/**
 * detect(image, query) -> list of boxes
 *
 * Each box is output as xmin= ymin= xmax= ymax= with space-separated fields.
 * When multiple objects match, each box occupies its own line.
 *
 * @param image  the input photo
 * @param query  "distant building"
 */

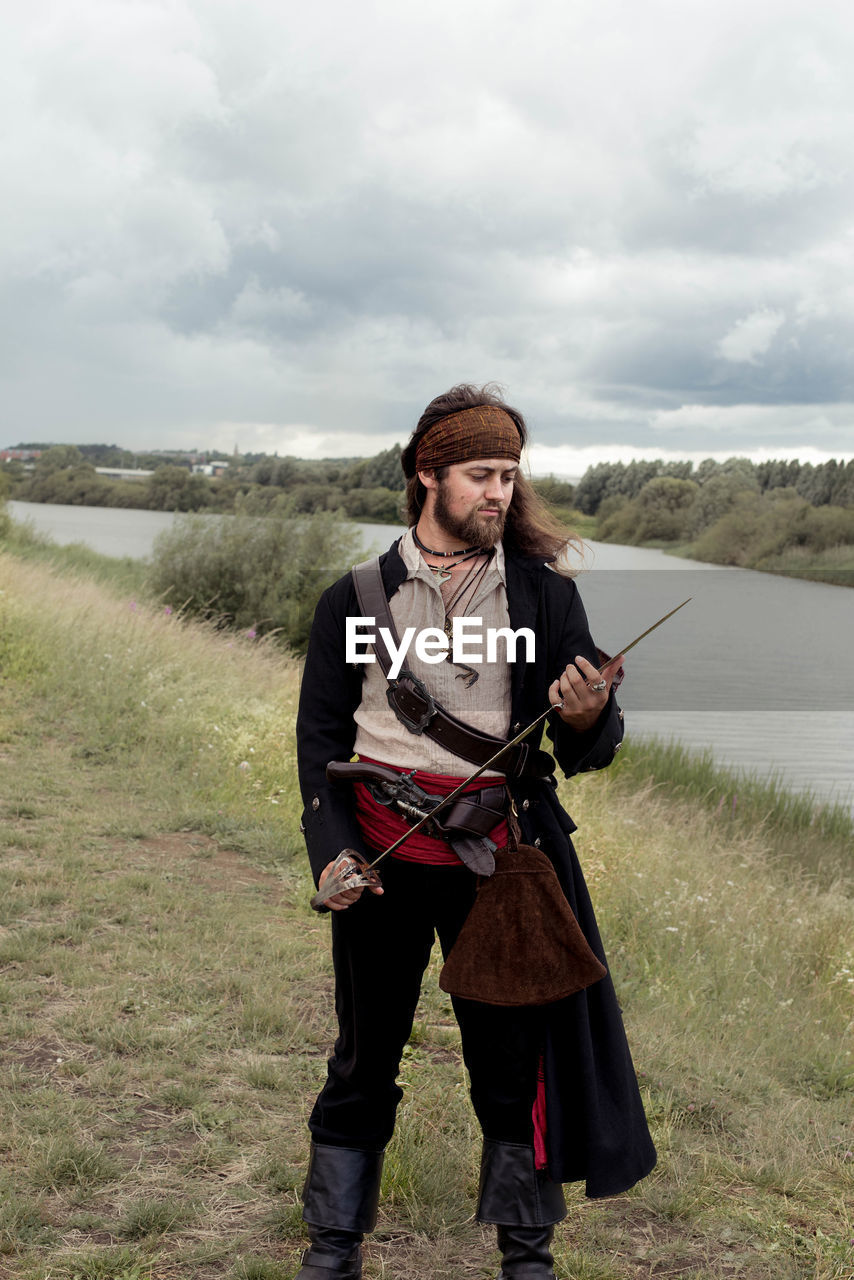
xmin=1 ymin=448 xmax=43 ymax=462
xmin=192 ymin=461 xmax=230 ymax=477
xmin=95 ymin=467 xmax=155 ymax=482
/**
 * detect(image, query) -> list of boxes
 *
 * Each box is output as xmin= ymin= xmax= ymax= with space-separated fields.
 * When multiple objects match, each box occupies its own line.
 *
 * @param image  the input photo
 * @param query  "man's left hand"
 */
xmin=548 ymin=654 xmax=624 ymax=732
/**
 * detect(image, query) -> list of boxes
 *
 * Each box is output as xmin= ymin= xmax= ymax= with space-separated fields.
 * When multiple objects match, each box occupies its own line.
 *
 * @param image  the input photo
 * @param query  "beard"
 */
xmin=434 ymin=481 xmax=507 ymax=549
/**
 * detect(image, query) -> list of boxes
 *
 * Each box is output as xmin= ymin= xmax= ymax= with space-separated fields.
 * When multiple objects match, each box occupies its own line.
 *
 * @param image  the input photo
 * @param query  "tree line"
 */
xmin=573 ymin=456 xmax=853 ymax=582
xmin=1 ymin=443 xmax=409 ymax=522
xmin=3 ymin=440 xmax=851 ymax=590
xmin=574 ymin=456 xmax=854 ymax=516
xmin=2 ymin=442 xmax=580 ymax=525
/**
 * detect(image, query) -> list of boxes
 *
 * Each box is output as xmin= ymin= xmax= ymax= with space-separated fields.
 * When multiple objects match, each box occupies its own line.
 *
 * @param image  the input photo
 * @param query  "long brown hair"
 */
xmin=401 ymin=384 xmax=582 ymax=576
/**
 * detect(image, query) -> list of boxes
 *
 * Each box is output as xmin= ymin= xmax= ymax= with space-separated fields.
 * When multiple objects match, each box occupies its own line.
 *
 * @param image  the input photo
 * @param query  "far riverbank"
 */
xmin=5 ymin=500 xmax=854 ymax=815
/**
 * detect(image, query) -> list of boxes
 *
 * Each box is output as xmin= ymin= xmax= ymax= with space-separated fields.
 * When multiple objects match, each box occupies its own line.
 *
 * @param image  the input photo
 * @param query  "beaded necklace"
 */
xmin=413 ymin=526 xmax=485 ymax=585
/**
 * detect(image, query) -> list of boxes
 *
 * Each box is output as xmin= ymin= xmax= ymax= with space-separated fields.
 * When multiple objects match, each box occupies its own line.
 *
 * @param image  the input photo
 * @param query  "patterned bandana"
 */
xmin=414 ymin=405 xmax=522 ymax=474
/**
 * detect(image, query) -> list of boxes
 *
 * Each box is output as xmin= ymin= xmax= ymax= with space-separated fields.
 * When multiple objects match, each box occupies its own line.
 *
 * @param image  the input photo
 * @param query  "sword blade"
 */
xmin=605 ymin=597 xmax=692 ymax=665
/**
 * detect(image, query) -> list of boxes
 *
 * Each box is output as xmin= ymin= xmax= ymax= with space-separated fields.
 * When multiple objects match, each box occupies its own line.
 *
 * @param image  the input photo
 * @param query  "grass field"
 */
xmin=0 ymin=549 xmax=851 ymax=1279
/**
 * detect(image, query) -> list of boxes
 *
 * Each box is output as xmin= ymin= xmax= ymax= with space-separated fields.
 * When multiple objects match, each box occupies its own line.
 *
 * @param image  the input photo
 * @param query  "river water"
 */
xmin=8 ymin=501 xmax=854 ymax=816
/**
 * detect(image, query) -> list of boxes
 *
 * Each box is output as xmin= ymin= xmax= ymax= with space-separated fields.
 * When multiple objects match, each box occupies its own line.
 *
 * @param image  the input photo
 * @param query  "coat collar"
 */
xmin=378 ymin=536 xmax=409 ymax=597
xmin=505 ymin=550 xmax=543 ymax=705
xmin=378 ymin=536 xmax=542 ymax=605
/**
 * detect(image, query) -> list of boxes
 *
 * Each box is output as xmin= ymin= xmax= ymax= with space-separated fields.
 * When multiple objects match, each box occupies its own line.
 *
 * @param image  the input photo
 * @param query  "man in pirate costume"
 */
xmin=295 ymin=385 xmax=656 ymax=1279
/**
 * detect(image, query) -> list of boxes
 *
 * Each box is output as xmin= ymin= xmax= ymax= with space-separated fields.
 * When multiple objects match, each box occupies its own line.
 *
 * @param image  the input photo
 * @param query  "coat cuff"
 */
xmin=301 ymin=781 xmax=370 ymax=887
xmin=549 ymin=692 xmax=625 ymax=778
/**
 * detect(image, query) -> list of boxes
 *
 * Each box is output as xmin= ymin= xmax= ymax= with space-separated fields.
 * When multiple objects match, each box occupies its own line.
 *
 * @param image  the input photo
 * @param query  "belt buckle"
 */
xmin=387 ymin=670 xmax=437 ymax=735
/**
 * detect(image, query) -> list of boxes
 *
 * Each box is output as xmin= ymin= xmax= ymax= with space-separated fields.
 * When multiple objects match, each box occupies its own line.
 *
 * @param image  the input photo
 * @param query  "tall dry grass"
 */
xmin=0 ymin=549 xmax=851 ymax=1279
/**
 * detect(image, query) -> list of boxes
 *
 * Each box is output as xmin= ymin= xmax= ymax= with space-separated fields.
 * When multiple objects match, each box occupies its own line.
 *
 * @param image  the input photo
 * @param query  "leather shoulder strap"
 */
xmin=352 ymin=555 xmax=397 ymax=678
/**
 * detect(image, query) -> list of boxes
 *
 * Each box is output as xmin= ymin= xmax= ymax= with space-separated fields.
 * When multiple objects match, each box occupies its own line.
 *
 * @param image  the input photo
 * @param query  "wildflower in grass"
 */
xmin=164 ymin=605 xmax=173 ymax=616
xmin=246 ymin=628 xmax=257 ymax=639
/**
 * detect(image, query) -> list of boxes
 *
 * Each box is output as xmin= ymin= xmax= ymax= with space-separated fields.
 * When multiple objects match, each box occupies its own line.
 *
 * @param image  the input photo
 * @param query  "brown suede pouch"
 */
xmin=439 ymin=844 xmax=607 ymax=1006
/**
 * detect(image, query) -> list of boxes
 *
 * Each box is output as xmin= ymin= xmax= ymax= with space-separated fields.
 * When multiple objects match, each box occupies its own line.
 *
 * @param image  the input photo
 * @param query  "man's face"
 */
xmin=426 ymin=457 xmax=517 ymax=548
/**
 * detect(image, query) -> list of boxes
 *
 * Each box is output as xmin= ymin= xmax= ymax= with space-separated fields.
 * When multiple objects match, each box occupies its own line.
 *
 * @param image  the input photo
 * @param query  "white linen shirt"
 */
xmin=352 ymin=527 xmax=513 ymax=775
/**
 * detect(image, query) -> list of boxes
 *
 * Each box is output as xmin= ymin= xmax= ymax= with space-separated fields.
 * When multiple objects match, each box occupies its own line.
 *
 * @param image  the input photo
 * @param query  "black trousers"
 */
xmin=309 ymin=857 xmax=545 ymax=1152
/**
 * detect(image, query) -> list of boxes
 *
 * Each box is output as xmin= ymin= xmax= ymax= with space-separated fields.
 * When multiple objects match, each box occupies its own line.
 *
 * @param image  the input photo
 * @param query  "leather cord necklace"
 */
xmin=414 ymin=526 xmax=486 ymax=585
xmin=438 ymin=552 xmax=494 ymax=687
xmin=424 ymin=547 xmax=484 ymax=585
xmin=413 ymin=528 xmax=481 ymax=557
xmin=439 ymin=552 xmax=493 ymax=630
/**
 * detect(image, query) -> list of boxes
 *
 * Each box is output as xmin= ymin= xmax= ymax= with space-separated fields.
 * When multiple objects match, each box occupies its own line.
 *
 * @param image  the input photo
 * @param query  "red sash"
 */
xmin=353 ymin=757 xmax=509 ymax=865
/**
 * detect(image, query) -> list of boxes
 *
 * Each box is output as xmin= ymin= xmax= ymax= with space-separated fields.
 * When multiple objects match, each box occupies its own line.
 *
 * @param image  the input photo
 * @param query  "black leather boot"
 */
xmin=476 ymin=1140 xmax=566 ymax=1280
xmin=295 ymin=1143 xmax=384 ymax=1278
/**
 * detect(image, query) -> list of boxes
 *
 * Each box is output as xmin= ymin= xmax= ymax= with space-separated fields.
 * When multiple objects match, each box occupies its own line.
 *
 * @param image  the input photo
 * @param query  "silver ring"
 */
xmin=590 ymin=679 xmax=607 ymax=692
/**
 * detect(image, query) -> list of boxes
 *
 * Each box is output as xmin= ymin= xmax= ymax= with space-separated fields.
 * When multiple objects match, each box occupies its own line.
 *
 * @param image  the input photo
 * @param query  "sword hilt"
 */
xmin=310 ymin=849 xmax=382 ymax=912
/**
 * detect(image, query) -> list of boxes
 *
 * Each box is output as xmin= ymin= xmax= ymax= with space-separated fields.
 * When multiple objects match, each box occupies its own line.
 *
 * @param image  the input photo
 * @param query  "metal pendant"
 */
xmin=454 ymin=664 xmax=479 ymax=689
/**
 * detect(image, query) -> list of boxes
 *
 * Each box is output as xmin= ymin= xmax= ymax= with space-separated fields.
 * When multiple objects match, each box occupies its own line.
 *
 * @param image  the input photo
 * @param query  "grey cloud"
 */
xmin=3 ymin=0 xmax=854 ymax=458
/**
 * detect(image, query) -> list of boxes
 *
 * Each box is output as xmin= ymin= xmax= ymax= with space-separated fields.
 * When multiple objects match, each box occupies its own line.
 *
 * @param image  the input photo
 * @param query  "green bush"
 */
xmin=341 ymin=443 xmax=404 ymax=491
xmin=794 ymin=502 xmax=854 ymax=550
xmin=339 ymin=485 xmax=404 ymax=522
xmin=689 ymin=469 xmax=759 ymax=535
xmin=148 ymin=509 xmax=360 ymax=653
xmin=281 ymin=482 xmax=335 ymax=515
xmin=634 ymin=476 xmax=698 ymax=540
xmin=598 ymin=477 xmax=698 ymax=543
xmin=533 ymin=475 xmax=576 ymax=507
xmin=146 ymin=465 xmax=213 ymax=511
xmin=691 ymin=492 xmax=767 ymax=564
xmin=692 ymin=491 xmax=854 ymax=569
xmin=597 ymin=499 xmax=639 ymax=543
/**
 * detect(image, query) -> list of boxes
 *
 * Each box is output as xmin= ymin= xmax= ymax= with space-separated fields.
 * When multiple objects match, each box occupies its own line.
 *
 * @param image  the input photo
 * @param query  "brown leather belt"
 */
xmin=351 ymin=556 xmax=554 ymax=780
xmin=326 ymin=758 xmax=507 ymax=840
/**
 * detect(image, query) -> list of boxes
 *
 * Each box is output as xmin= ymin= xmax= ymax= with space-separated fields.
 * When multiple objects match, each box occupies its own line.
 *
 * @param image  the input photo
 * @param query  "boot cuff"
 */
xmin=302 ymin=1142 xmax=384 ymax=1233
xmin=476 ymin=1140 xmax=566 ymax=1227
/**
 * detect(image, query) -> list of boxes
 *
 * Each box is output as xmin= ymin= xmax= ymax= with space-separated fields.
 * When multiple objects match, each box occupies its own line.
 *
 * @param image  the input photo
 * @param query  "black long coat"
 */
xmin=296 ymin=539 xmax=657 ymax=1197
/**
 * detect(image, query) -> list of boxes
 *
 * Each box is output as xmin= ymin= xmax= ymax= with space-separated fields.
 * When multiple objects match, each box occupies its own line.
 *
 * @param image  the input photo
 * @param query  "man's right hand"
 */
xmin=318 ymin=858 xmax=385 ymax=912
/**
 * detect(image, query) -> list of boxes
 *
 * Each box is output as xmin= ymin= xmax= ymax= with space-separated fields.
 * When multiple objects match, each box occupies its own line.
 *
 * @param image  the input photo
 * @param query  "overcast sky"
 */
xmin=4 ymin=0 xmax=854 ymax=473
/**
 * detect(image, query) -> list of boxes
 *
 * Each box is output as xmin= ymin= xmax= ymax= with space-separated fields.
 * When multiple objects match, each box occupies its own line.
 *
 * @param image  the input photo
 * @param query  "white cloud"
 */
xmin=717 ymin=308 xmax=786 ymax=364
